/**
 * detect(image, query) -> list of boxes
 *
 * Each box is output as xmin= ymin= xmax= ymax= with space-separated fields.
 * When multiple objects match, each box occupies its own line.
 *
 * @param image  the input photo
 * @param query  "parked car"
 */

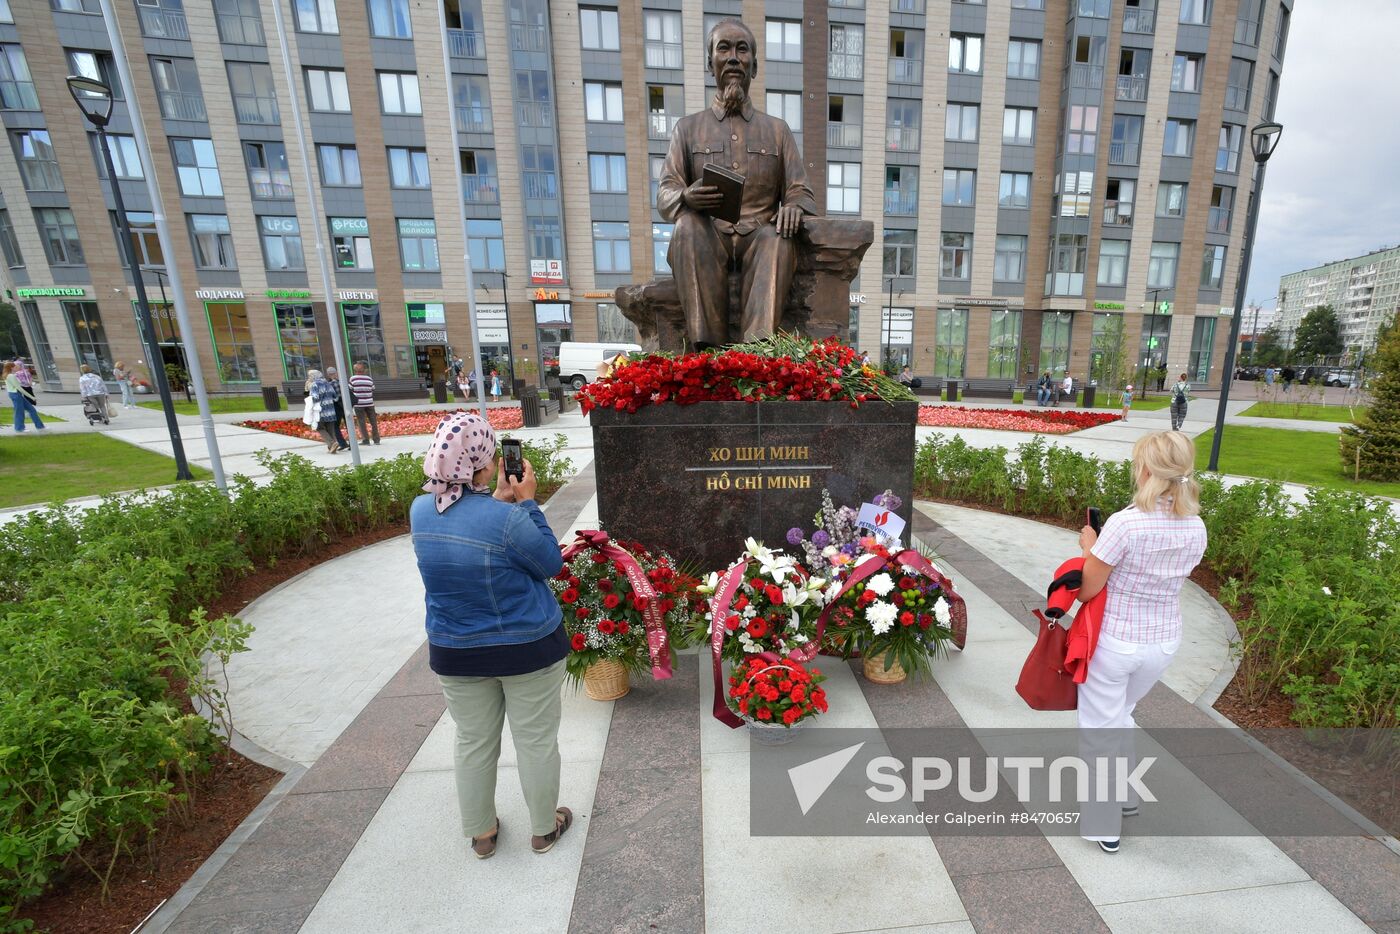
xmin=557 ymin=341 xmax=644 ymax=390
xmin=1324 ymin=369 xmax=1356 ymax=388
xmin=1235 ymin=366 xmax=1261 ymax=381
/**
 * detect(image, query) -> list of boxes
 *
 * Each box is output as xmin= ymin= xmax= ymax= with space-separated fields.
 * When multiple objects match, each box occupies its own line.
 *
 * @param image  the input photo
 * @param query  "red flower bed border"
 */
xmin=917 ymin=405 xmax=1119 ymax=434
xmin=239 ymin=407 xmax=523 ymax=441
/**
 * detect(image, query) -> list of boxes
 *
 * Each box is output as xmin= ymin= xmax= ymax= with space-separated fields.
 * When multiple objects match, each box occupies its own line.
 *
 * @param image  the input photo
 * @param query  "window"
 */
xmin=330 ymin=217 xmax=372 ymax=269
xmin=1236 ymin=0 xmax=1265 ymax=45
xmin=1147 ymin=241 xmax=1180 ymax=289
xmin=214 ymin=0 xmax=264 ymax=44
xmin=172 ymin=138 xmax=223 ymax=196
xmin=467 ymin=219 xmax=504 ymax=271
xmin=1274 ymin=4 xmax=1290 ymax=60
xmin=941 ymin=233 xmax=972 ymax=279
xmin=934 ymin=308 xmax=968 ymax=378
xmin=244 ymin=141 xmax=291 ymax=199
xmin=994 ymin=235 xmax=1027 ymax=282
xmin=653 ymin=223 xmax=673 ymax=275
xmin=1104 ymin=178 xmax=1135 ymax=225
xmin=1157 ymin=182 xmax=1188 ymax=217
xmin=306 ymin=68 xmax=350 ymax=112
xmin=1077 ymin=0 xmax=1110 ymax=16
xmin=1097 ymin=239 xmax=1129 ymax=286
xmin=647 ymin=84 xmax=682 ymax=138
xmin=598 ymin=302 xmax=637 ymax=343
xmin=527 ymin=215 xmax=561 ymax=260
xmin=948 ymin=34 xmax=983 ymax=74
xmin=1012 ymin=0 xmax=1044 ymax=7
xmin=988 ymin=309 xmax=1022 ymax=379
xmin=1201 ymin=244 xmax=1225 ymax=289
xmin=1208 ymin=185 xmax=1234 ymax=233
xmin=581 ymin=7 xmax=620 ymax=50
xmin=946 ymin=103 xmax=979 ymax=142
xmin=1188 ymin=316 xmax=1216 ymax=381
xmin=1117 ymin=48 xmax=1150 ymax=100
xmin=521 ymin=146 xmax=557 ymax=199
xmin=1007 ymin=40 xmax=1040 ymax=80
xmin=942 ymin=168 xmax=975 ymax=206
xmin=1066 ymin=105 xmax=1097 ymax=153
xmin=1225 ymin=58 xmax=1253 ymax=112
xmin=190 ymin=214 xmax=236 ymax=269
xmin=1110 ymin=114 xmax=1142 ymax=164
xmin=368 ymin=0 xmax=411 ymax=38
xmin=0 ymin=1 xmax=10 ymax=22
xmin=0 ymin=209 xmax=22 ymax=267
xmin=379 ymin=72 xmax=421 ymax=114
xmin=341 ymin=302 xmax=388 ymax=377
xmin=1089 ymin=312 xmax=1126 ymax=385
xmin=884 ymin=166 xmax=918 ymax=215
xmin=21 ymin=303 xmax=61 ymax=384
xmin=64 ymin=302 xmax=114 ymax=380
xmin=1003 ymin=107 xmax=1035 ymax=145
xmin=766 ymin=20 xmax=801 ymax=62
xmin=227 ymin=61 xmax=278 ymax=124
xmin=998 ymin=172 xmax=1030 ymax=208
xmin=35 ymin=208 xmax=83 ymax=265
xmin=593 ymin=221 xmax=631 ymax=273
xmin=1163 ymin=119 xmax=1195 ymax=157
xmin=829 ymin=24 xmax=864 ymax=79
xmin=199 ymin=302 xmax=256 ymax=383
xmin=1058 ymin=170 xmax=1094 ymax=217
xmin=766 ymin=92 xmax=802 ymax=131
xmin=829 ymin=94 xmax=863 ymax=146
xmin=886 ymin=99 xmax=920 ymax=151
xmin=67 ymin=49 xmax=121 ymax=98
xmin=649 ymin=155 xmax=664 ymax=207
xmin=94 ymin=134 xmax=143 ymax=179
xmin=151 ymin=57 xmax=206 ymax=121
xmin=1171 ymin=53 xmax=1203 ymax=92
xmin=454 ymin=75 xmax=492 ymax=131
xmin=1048 ymin=235 xmax=1087 ymax=295
xmin=296 ymin=0 xmax=337 ymax=33
xmin=12 ymin=130 xmax=63 ymax=191
xmin=884 ymin=229 xmax=916 ymax=278
xmin=1217 ymin=124 xmax=1243 ymax=173
xmin=460 ymin=149 xmax=498 ymax=202
xmin=388 ymin=147 xmax=430 ymax=188
xmin=584 ymin=82 xmax=624 ymax=122
xmin=589 ymin=153 xmax=627 ymax=193
xmin=1180 ymin=0 xmax=1210 ymax=25
xmin=0 ymin=45 xmax=39 ymax=110
xmin=259 ymin=215 xmax=304 ymax=270
xmin=318 ymin=144 xmax=361 ymax=186
xmin=398 ymin=219 xmax=439 ymax=272
xmin=645 ymin=11 xmax=683 ymax=69
xmin=274 ymin=304 xmax=321 ymax=381
xmin=53 ymin=0 xmax=101 ymax=11
xmin=114 ymin=211 xmax=164 ymax=268
xmin=827 ymin=163 xmax=861 ymax=213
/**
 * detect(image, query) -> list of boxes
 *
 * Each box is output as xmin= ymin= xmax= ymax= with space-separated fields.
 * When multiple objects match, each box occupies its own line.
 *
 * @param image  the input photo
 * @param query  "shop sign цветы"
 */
xmin=195 ymin=288 xmax=245 ymax=301
xmin=338 ymin=290 xmax=377 ymax=301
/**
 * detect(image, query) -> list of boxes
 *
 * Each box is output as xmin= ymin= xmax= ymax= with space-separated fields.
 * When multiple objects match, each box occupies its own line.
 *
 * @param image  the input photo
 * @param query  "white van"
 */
xmin=557 ymin=341 xmax=642 ymax=390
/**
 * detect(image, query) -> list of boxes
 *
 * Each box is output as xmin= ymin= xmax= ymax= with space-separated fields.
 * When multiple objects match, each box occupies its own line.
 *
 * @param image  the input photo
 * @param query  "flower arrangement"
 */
xmin=696 ymin=538 xmax=834 ymax=665
xmin=727 ymin=656 xmax=828 ymax=728
xmin=788 ymin=489 xmax=904 ymax=575
xmin=577 ymin=334 xmax=915 ymax=415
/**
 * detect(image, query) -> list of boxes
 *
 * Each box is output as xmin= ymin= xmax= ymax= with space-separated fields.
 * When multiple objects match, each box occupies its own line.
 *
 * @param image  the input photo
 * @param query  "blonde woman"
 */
xmin=1074 ymin=431 xmax=1207 ymax=853
xmin=114 ymin=360 xmax=136 ymax=409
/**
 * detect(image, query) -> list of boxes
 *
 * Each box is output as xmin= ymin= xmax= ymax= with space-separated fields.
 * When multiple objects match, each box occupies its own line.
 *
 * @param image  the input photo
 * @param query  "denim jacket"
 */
xmin=410 ymin=492 xmax=563 ymax=649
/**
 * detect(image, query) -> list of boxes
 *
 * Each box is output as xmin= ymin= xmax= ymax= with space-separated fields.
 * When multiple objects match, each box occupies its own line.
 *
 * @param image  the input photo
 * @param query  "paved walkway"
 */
xmin=144 ymin=464 xmax=1400 ymax=934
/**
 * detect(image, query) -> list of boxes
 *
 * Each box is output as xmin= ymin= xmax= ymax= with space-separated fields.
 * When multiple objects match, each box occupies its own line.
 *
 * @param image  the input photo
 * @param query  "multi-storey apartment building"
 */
xmin=0 ymin=0 xmax=1291 ymax=395
xmin=1276 ymin=246 xmax=1400 ymax=357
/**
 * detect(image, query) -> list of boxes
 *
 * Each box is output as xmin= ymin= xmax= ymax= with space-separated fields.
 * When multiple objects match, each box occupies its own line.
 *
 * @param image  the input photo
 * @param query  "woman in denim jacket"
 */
xmin=410 ymin=412 xmax=573 ymax=859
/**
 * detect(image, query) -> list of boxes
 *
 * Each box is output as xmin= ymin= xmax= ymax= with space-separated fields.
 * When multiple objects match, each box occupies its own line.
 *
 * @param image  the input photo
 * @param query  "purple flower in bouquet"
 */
xmin=786 ymin=527 xmax=805 ymax=546
xmin=873 ymin=489 xmax=903 ymax=511
xmin=811 ymin=530 xmax=831 ymax=549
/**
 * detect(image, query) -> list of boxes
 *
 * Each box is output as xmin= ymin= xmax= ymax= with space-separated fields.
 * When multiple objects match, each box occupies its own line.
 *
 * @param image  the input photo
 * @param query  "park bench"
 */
xmin=960 ymin=378 xmax=1018 ymax=400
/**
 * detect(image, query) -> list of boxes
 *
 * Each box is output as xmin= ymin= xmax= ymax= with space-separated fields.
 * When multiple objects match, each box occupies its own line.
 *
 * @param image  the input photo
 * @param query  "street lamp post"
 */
xmin=1209 ymin=121 xmax=1283 ymax=472
xmin=67 ymin=75 xmax=192 ymax=482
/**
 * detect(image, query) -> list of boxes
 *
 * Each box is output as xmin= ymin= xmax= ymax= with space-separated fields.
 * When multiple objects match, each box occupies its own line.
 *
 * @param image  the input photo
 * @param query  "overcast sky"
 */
xmin=1246 ymin=1 xmax=1400 ymax=308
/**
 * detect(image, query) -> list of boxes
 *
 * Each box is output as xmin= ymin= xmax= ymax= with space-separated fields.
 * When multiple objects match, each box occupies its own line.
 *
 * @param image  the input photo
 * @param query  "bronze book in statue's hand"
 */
xmin=701 ymin=163 xmax=746 ymax=224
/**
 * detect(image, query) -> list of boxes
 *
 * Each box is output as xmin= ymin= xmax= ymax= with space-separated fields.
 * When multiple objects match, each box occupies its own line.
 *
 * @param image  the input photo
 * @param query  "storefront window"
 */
xmin=534 ymin=302 xmax=571 ymax=382
xmin=1038 ymin=311 xmax=1072 ymax=376
xmin=597 ymin=302 xmax=636 ymax=343
xmin=1138 ymin=313 xmax=1172 ymax=381
xmin=1090 ymin=312 xmax=1126 ymax=388
xmin=205 ymin=302 xmax=259 ymax=383
xmin=341 ymin=302 xmax=389 ymax=377
xmin=934 ymin=308 xmax=968 ymax=378
xmin=1188 ymin=316 xmax=1216 ymax=383
xmin=274 ymin=303 xmax=322 ymax=381
xmin=475 ymin=303 xmax=512 ymax=381
xmin=62 ymin=301 xmax=115 ymax=379
xmin=19 ymin=301 xmax=60 ymax=384
xmin=987 ymin=308 xmax=1021 ymax=379
xmin=880 ymin=306 xmax=913 ymax=371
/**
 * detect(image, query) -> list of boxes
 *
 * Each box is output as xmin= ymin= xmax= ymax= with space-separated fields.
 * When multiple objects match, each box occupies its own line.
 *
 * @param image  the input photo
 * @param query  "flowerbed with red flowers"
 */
xmin=239 ymin=406 xmax=524 ymax=440
xmin=727 ymin=657 xmax=827 ymax=726
xmin=917 ymin=405 xmax=1119 ymax=434
xmin=577 ymin=333 xmax=914 ymax=415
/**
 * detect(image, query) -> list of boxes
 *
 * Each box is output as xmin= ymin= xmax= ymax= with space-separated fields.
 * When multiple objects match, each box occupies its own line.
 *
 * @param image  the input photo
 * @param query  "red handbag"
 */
xmin=1016 ymin=609 xmax=1077 ymax=710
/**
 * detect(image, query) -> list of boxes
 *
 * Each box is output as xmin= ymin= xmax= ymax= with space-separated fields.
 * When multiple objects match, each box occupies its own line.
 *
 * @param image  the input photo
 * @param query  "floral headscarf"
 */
xmin=422 ymin=412 xmax=497 ymax=513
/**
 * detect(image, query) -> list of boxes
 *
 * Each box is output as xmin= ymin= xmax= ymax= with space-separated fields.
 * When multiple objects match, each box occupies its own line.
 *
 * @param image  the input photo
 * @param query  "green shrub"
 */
xmin=1341 ymin=315 xmax=1400 ymax=481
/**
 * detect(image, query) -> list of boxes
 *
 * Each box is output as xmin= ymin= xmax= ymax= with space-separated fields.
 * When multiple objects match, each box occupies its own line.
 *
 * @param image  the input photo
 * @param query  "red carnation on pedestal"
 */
xmin=570 ymin=633 xmax=587 ymax=651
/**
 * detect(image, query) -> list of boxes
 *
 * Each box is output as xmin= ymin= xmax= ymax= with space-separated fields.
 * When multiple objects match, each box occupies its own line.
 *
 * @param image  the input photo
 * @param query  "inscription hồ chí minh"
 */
xmin=704 ymin=471 xmax=812 ymax=491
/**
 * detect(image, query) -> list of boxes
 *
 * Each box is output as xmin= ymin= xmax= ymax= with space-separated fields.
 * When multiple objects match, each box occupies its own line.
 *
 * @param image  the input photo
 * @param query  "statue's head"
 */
xmin=706 ymin=18 xmax=757 ymax=112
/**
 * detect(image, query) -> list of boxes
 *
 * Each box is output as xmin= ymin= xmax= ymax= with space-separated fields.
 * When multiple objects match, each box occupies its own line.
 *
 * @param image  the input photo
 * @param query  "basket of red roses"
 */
xmin=726 ymin=656 xmax=828 ymax=745
xmin=551 ymin=531 xmax=701 ymax=701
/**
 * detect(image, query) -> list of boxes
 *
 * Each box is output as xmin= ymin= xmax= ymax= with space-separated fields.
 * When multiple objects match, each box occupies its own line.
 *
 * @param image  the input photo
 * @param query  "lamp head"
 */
xmin=1251 ymin=121 xmax=1283 ymax=163
xmin=66 ymin=75 xmax=113 ymax=127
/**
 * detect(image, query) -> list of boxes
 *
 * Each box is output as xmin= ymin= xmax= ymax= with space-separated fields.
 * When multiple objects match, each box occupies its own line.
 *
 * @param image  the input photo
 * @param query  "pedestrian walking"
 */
xmin=1281 ymin=365 xmax=1295 ymax=392
xmin=305 ymin=369 xmax=348 ymax=452
xmin=1072 ymin=431 xmax=1207 ymax=853
xmin=78 ymin=364 xmax=113 ymax=422
xmin=350 ymin=361 xmax=380 ymax=445
xmin=4 ymin=361 xmax=45 ymax=432
xmin=1169 ymin=373 xmax=1190 ymax=430
xmin=114 ymin=360 xmax=136 ymax=409
xmin=490 ymin=370 xmax=501 ymax=402
xmin=13 ymin=359 xmax=36 ymax=402
xmin=411 ymin=412 xmax=574 ymax=860
xmin=1263 ymin=366 xmax=1275 ymax=386
xmin=1036 ymin=371 xmax=1052 ymax=406
xmin=327 ymin=366 xmax=351 ymax=434
xmin=1120 ymin=384 xmax=1134 ymax=421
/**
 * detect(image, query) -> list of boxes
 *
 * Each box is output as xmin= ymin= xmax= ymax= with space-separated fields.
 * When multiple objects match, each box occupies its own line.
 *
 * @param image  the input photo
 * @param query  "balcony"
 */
xmin=1123 ymin=8 xmax=1155 ymax=34
xmin=523 ymin=171 xmax=557 ymax=200
xmin=828 ymin=123 xmax=862 ymax=148
xmin=139 ymin=7 xmax=189 ymax=39
xmin=891 ymin=0 xmax=925 ymax=11
xmin=456 ymin=106 xmax=492 ymax=133
xmin=884 ymin=190 xmax=918 ymax=215
xmin=462 ymin=174 xmax=500 ymax=203
xmin=1207 ymin=206 xmax=1232 ymax=233
xmin=216 ymin=12 xmax=264 ymax=46
xmin=447 ymin=29 xmax=484 ymax=59
xmin=828 ymin=53 xmax=864 ymax=80
xmin=1102 ymin=201 xmax=1133 ymax=225
xmin=1115 ymin=74 xmax=1148 ymax=101
xmin=648 ymin=112 xmax=680 ymax=139
xmin=890 ymin=57 xmax=923 ymax=83
xmin=158 ymin=91 xmax=207 ymax=122
xmin=885 ymin=126 xmax=921 ymax=152
xmin=1109 ymin=141 xmax=1139 ymax=165
xmin=645 ymin=44 xmax=683 ymax=69
xmin=1045 ymin=272 xmax=1085 ymax=296
xmin=516 ymin=101 xmax=553 ymax=127
xmin=249 ymin=170 xmax=293 ymax=199
xmin=510 ymin=23 xmax=548 ymax=52
xmin=1070 ymin=64 xmax=1104 ymax=89
xmin=234 ymin=97 xmax=278 ymax=125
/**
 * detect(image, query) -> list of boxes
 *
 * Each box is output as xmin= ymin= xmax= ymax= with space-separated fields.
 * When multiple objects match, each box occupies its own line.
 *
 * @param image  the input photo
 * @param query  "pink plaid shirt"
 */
xmin=1090 ymin=502 xmax=1207 ymax=643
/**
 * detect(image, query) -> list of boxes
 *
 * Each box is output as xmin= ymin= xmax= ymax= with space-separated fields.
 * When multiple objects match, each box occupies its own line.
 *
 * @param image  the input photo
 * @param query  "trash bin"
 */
xmin=1081 ymin=385 xmax=1097 ymax=408
xmin=432 ymin=379 xmax=448 ymax=404
xmin=521 ymin=387 xmax=543 ymax=428
xmin=548 ymin=385 xmax=574 ymax=413
xmin=261 ymin=386 xmax=281 ymax=412
xmin=944 ymin=380 xmax=958 ymax=402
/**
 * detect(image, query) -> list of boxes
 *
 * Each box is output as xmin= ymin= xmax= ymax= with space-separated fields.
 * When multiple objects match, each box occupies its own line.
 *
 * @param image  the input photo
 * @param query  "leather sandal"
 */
xmin=531 ymin=807 xmax=573 ymax=854
xmin=471 ymin=818 xmax=500 ymax=859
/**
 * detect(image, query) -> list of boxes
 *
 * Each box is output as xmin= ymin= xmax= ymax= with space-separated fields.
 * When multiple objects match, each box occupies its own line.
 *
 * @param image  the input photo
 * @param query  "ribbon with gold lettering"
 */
xmin=560 ymin=530 xmax=673 ymax=681
xmin=809 ymin=549 xmax=968 ymax=654
xmin=708 ymin=559 xmax=751 ymax=728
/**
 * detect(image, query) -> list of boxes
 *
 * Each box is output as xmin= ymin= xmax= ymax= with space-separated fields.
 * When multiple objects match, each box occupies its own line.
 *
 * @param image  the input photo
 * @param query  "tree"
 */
xmin=1294 ymin=305 xmax=1344 ymax=361
xmin=0 ymin=302 xmax=29 ymax=359
xmin=1252 ymin=324 xmax=1287 ymax=367
xmin=1340 ymin=315 xmax=1400 ymax=481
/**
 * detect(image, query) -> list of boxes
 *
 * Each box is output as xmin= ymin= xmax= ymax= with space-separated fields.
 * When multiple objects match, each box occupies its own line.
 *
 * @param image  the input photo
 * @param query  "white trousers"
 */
xmin=1077 ymin=631 xmax=1178 ymax=841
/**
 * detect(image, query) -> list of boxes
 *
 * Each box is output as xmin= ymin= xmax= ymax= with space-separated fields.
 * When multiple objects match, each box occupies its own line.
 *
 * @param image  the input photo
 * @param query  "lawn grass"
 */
xmin=0 ymin=433 xmax=211 ymax=509
xmin=140 ymin=396 xmax=269 ymax=415
xmin=1196 ymin=425 xmax=1400 ymax=499
xmin=1241 ymin=401 xmax=1369 ymax=423
xmin=1088 ymin=394 xmax=1172 ymax=411
xmin=0 ymin=407 xmax=66 ymax=424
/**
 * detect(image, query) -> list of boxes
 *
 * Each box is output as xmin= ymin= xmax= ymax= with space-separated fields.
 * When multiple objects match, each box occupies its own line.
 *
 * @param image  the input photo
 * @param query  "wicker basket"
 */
xmin=745 ymin=718 xmax=808 ymax=746
xmin=583 ymin=658 xmax=630 ymax=700
xmin=862 ymin=650 xmax=907 ymax=685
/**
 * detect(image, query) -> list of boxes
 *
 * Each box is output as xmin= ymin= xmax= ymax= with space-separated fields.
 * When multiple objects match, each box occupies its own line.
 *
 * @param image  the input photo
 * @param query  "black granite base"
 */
xmin=591 ymin=400 xmax=917 ymax=570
